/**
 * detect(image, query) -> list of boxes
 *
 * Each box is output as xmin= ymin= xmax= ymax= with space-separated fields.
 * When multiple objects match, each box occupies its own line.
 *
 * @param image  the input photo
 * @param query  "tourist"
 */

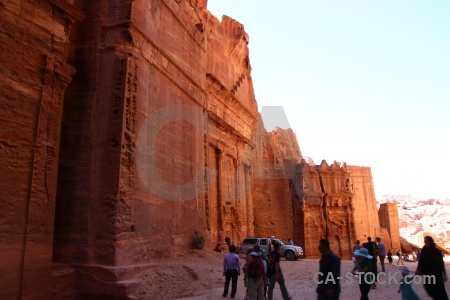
xmin=244 ymin=245 xmax=265 ymax=300
xmin=222 ymin=245 xmax=240 ymax=298
xmin=353 ymin=240 xmax=362 ymax=253
xmin=376 ymin=237 xmax=386 ymax=272
xmin=397 ymin=267 xmax=421 ymax=300
xmin=268 ymin=242 xmax=292 ymax=300
xmin=397 ymin=249 xmax=404 ymax=265
xmin=259 ymin=247 xmax=269 ymax=299
xmin=288 ymin=239 xmax=293 ymax=245
xmin=317 ymin=239 xmax=341 ymax=300
xmin=352 ymin=240 xmax=363 ymax=272
xmin=415 ymin=236 xmax=449 ymax=300
xmin=412 ymin=250 xmax=417 ymax=262
xmin=363 ymin=237 xmax=378 ymax=289
xmin=387 ymin=250 xmax=393 ymax=264
xmin=353 ymin=248 xmax=373 ymax=300
xmin=214 ymin=243 xmax=222 ymax=253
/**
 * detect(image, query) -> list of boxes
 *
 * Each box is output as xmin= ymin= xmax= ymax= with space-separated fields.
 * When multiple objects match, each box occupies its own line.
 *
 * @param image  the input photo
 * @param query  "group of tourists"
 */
xmin=221 ymin=235 xmax=448 ymax=299
xmin=222 ymin=241 xmax=292 ymax=300
xmin=349 ymin=235 xmax=448 ymax=300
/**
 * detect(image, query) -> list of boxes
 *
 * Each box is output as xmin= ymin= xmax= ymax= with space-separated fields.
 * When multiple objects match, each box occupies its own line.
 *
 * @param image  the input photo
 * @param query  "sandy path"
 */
xmin=173 ymin=253 xmax=450 ymax=300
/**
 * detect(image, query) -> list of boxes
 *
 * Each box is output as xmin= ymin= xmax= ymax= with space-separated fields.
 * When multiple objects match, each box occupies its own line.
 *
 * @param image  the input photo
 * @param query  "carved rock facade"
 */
xmin=291 ymin=160 xmax=399 ymax=258
xmin=0 ymin=0 xmax=400 ymax=298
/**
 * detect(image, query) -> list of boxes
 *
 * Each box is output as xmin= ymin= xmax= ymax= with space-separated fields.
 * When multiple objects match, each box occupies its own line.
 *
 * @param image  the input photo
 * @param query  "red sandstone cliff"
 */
xmin=0 ymin=1 xmax=400 ymax=298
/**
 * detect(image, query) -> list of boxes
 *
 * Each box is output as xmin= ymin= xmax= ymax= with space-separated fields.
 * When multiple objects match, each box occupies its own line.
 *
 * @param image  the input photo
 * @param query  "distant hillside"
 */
xmin=378 ymin=195 xmax=450 ymax=249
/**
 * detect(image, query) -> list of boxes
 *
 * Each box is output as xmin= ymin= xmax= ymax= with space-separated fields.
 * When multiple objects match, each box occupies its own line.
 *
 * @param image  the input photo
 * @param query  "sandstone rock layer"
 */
xmin=0 ymin=0 xmax=400 ymax=298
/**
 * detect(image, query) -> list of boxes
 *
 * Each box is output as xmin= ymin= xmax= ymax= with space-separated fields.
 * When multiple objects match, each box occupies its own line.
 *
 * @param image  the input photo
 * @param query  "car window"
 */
xmin=260 ymin=239 xmax=268 ymax=245
xmin=242 ymin=238 xmax=257 ymax=244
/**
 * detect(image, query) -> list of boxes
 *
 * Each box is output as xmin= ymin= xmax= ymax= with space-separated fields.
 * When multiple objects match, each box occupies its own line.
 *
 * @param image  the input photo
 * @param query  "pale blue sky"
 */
xmin=207 ymin=1 xmax=450 ymax=199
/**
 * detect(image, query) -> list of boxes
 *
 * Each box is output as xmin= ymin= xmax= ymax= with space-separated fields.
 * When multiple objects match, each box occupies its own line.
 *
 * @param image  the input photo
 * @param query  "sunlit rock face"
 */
xmin=0 ymin=0 xmax=399 ymax=298
xmin=291 ymin=161 xmax=400 ymax=259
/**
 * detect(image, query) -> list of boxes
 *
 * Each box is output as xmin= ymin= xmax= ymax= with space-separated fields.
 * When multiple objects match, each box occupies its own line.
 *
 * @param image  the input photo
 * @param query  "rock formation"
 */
xmin=0 ymin=1 xmax=83 ymax=298
xmin=380 ymin=195 xmax=450 ymax=251
xmin=0 ymin=0 xmax=400 ymax=298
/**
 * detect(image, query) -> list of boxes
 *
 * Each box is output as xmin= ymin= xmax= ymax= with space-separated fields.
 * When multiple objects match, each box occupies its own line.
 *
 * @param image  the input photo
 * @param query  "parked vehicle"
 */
xmin=239 ymin=236 xmax=304 ymax=261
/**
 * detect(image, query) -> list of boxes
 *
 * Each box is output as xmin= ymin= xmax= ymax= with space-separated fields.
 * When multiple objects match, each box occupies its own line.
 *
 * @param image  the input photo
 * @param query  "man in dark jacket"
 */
xmin=317 ymin=239 xmax=341 ymax=300
xmin=363 ymin=237 xmax=378 ymax=288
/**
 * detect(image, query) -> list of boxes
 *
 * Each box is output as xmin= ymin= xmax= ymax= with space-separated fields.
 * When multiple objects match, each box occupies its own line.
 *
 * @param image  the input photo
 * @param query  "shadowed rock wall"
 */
xmin=249 ymin=120 xmax=295 ymax=241
xmin=52 ymin=0 xmax=259 ymax=297
xmin=0 ymin=0 xmax=83 ymax=298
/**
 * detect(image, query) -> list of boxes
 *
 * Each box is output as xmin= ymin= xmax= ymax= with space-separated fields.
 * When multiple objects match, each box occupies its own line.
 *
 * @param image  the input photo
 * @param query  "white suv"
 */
xmin=240 ymin=237 xmax=304 ymax=261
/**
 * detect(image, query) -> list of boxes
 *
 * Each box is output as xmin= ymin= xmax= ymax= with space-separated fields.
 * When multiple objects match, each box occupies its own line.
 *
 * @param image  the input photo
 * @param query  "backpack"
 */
xmin=248 ymin=255 xmax=265 ymax=279
xmin=266 ymin=251 xmax=276 ymax=278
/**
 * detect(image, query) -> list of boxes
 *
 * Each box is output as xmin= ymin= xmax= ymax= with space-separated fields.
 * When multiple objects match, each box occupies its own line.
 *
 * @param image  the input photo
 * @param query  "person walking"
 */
xmin=244 ymin=245 xmax=266 ymax=300
xmin=376 ymin=237 xmax=386 ymax=272
xmin=397 ymin=267 xmax=421 ymax=300
xmin=259 ymin=247 xmax=269 ymax=300
xmin=351 ymin=240 xmax=363 ymax=273
xmin=353 ymin=240 xmax=362 ymax=253
xmin=397 ymin=249 xmax=404 ymax=265
xmin=268 ymin=242 xmax=292 ymax=300
xmin=222 ymin=245 xmax=240 ymax=298
xmin=353 ymin=248 xmax=374 ymax=300
xmin=415 ymin=236 xmax=449 ymax=300
xmin=387 ymin=250 xmax=393 ymax=264
xmin=363 ymin=237 xmax=378 ymax=289
xmin=316 ymin=239 xmax=341 ymax=300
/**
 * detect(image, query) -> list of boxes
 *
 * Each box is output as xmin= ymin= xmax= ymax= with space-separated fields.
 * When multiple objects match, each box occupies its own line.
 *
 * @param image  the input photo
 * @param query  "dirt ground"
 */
xmin=139 ymin=250 xmax=450 ymax=300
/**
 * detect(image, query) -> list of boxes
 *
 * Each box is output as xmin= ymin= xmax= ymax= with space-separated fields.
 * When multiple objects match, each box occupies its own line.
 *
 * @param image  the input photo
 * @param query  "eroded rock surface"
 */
xmin=0 ymin=0 xmax=400 ymax=298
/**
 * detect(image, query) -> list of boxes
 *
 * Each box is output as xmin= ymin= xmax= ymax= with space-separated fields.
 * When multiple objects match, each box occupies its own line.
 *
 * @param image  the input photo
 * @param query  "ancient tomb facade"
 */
xmin=0 ymin=0 xmax=400 ymax=298
xmin=292 ymin=160 xmax=400 ymax=259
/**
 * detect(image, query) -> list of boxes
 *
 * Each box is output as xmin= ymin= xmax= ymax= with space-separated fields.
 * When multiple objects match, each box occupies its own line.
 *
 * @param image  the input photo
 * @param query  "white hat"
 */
xmin=354 ymin=248 xmax=373 ymax=259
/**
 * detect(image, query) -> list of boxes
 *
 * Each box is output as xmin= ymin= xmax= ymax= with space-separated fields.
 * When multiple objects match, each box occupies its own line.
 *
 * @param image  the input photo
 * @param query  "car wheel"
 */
xmin=284 ymin=250 xmax=295 ymax=261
